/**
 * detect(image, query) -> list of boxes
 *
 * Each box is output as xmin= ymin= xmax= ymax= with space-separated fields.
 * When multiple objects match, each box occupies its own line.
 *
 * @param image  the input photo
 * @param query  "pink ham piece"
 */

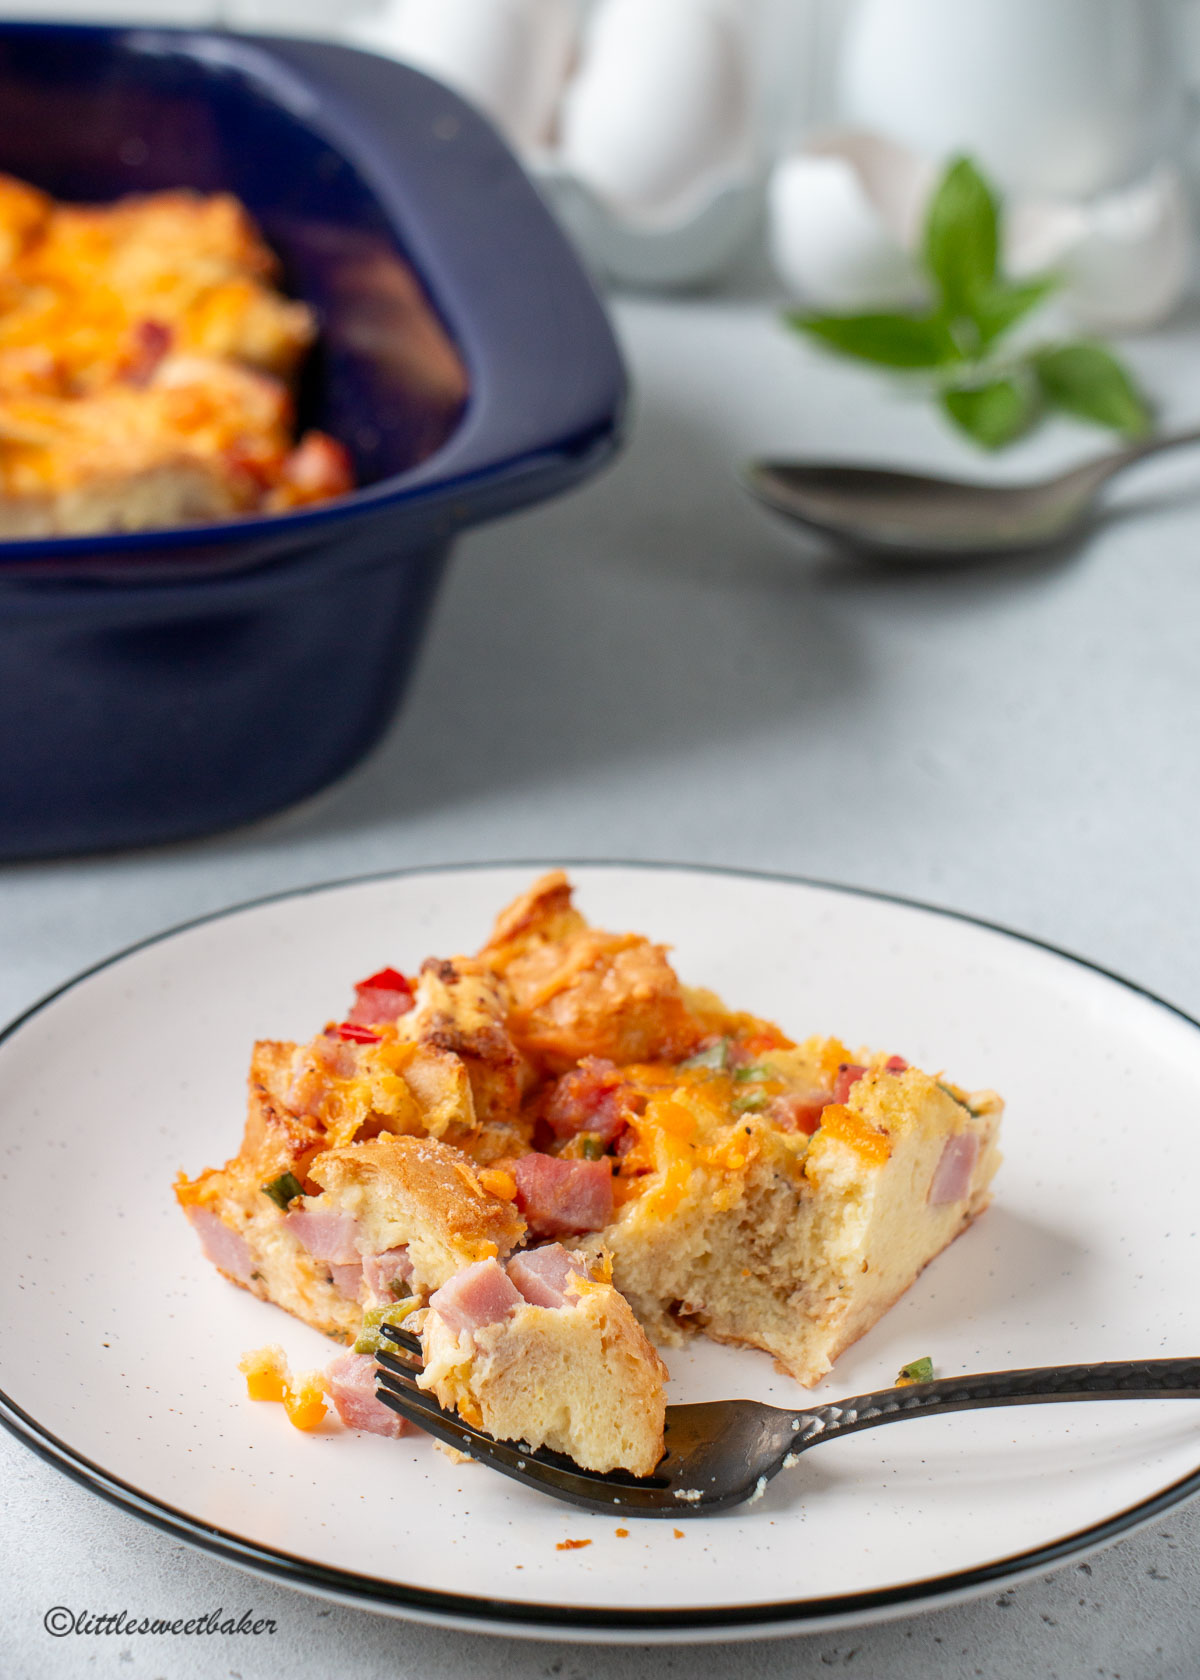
xmin=346 ymin=969 xmax=414 ymax=1027
xmin=512 ymin=1153 xmax=613 ymax=1239
xmin=325 ymin=1351 xmax=406 ymax=1437
xmin=833 ymin=1063 xmax=868 ymax=1104
xmin=188 ymin=1208 xmax=254 ymax=1283
xmin=928 ymin=1132 xmax=979 ymax=1206
xmin=285 ymin=1206 xmax=361 ymax=1265
xmin=427 ymin=1257 xmax=522 ymax=1335
xmin=507 ymin=1244 xmax=589 ymax=1307
xmin=543 ymin=1058 xmax=629 ymax=1145
xmin=328 ymin=1261 xmax=363 ymax=1300
xmin=769 ymin=1090 xmax=831 ymax=1136
xmin=363 ymin=1246 xmax=415 ymax=1302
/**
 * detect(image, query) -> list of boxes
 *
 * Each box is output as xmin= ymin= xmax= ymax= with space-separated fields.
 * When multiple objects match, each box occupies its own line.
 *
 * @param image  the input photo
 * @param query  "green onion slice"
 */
xmin=681 ymin=1039 xmax=730 ymax=1072
xmin=261 ymin=1170 xmax=304 ymax=1210
xmin=897 ymin=1356 xmax=934 ymax=1386
xmin=937 ymin=1081 xmax=982 ymax=1117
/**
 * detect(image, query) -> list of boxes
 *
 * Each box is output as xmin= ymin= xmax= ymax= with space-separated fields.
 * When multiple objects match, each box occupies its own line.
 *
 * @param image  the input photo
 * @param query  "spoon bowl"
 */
xmin=742 ymin=428 xmax=1200 ymax=559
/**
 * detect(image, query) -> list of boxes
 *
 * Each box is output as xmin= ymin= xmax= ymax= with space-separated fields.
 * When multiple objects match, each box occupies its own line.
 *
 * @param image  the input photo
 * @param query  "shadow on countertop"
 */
xmin=260 ymin=382 xmax=1118 ymax=848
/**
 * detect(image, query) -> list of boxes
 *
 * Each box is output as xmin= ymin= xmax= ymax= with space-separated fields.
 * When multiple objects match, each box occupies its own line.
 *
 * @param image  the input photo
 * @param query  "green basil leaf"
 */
xmin=923 ymin=155 xmax=999 ymax=318
xmin=787 ymin=310 xmax=959 ymax=370
xmin=972 ymin=275 xmax=1058 ymax=347
xmin=941 ymin=375 xmax=1039 ymax=450
xmin=1033 ymin=343 xmax=1152 ymax=436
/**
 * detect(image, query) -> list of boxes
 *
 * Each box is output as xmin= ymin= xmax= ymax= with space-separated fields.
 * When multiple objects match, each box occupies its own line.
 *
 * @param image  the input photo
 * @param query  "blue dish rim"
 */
xmin=0 ymin=23 xmax=626 ymax=569
xmin=0 ymin=857 xmax=1195 ymax=1639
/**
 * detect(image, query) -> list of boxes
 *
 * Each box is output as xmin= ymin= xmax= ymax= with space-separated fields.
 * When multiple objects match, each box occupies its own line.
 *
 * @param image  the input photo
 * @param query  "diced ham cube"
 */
xmin=833 ymin=1064 xmax=869 ymax=1104
xmin=188 ymin=1208 xmax=254 ymax=1283
xmin=884 ymin=1055 xmax=909 ymax=1073
xmin=507 ymin=1244 xmax=590 ymax=1307
xmin=285 ymin=1206 xmax=361 ymax=1264
xmin=123 ymin=318 xmax=173 ymax=386
xmin=511 ymin=1153 xmax=614 ymax=1239
xmin=363 ymin=1246 xmax=414 ymax=1302
xmin=769 ymin=1091 xmax=831 ymax=1136
xmin=328 ymin=1261 xmax=363 ymax=1300
xmin=347 ymin=967 xmax=415 ymax=1027
xmin=276 ymin=431 xmax=355 ymax=507
xmin=325 ymin=1351 xmax=406 ymax=1437
xmin=543 ymin=1058 xmax=629 ymax=1145
xmin=928 ymin=1132 xmax=980 ymax=1206
xmin=428 ymin=1257 xmax=523 ymax=1335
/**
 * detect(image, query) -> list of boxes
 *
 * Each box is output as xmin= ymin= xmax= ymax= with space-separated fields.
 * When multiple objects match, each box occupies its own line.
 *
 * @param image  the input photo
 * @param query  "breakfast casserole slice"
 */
xmin=182 ymin=871 xmax=1002 ymax=1472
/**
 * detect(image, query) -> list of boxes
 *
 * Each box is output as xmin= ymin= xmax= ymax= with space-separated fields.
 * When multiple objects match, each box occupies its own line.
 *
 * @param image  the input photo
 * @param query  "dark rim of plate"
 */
xmin=1 ymin=857 xmax=1197 ymax=1638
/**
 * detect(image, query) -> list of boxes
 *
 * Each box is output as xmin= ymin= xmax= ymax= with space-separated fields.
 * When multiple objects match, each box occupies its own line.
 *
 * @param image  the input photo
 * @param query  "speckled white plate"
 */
xmin=2 ymin=863 xmax=1200 ymax=1643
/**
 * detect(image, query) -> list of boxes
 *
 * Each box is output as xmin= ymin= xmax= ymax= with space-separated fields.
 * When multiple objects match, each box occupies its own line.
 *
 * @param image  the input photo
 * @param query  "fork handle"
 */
xmin=795 ymin=1359 xmax=1200 ymax=1451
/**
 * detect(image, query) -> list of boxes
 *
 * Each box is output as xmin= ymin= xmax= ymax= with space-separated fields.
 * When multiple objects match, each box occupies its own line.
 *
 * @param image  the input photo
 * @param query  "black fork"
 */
xmin=375 ymin=1327 xmax=1200 ymax=1517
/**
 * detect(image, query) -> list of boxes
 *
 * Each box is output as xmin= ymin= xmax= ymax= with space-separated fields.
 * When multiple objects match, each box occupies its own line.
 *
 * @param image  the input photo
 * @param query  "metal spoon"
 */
xmin=741 ymin=427 xmax=1200 ymax=559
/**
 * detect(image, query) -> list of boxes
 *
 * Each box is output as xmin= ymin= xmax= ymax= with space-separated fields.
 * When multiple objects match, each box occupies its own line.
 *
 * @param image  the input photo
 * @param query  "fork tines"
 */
xmin=379 ymin=1321 xmax=422 ymax=1359
xmin=374 ymin=1346 xmax=474 ymax=1432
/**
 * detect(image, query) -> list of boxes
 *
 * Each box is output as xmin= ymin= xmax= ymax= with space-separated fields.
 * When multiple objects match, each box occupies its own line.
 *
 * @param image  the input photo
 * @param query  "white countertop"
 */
xmin=4 ymin=286 xmax=1200 ymax=1678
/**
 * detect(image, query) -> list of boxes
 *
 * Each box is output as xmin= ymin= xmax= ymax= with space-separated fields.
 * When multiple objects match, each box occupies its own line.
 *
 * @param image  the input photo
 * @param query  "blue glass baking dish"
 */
xmin=0 ymin=23 xmax=624 ymax=859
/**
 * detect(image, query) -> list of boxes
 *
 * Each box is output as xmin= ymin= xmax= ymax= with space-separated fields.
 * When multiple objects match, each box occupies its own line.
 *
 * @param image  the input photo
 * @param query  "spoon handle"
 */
xmin=795 ymin=1359 xmax=1200 ymax=1450
xmin=1106 ymin=426 xmax=1200 ymax=475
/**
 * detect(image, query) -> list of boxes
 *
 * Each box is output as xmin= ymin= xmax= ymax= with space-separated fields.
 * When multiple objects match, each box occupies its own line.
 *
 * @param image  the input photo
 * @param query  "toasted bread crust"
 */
xmin=478 ymin=871 xmax=706 ymax=1073
xmin=310 ymin=1133 xmax=525 ymax=1283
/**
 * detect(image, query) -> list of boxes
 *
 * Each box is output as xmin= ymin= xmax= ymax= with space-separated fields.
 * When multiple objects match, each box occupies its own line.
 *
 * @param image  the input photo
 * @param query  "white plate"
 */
xmin=3 ymin=863 xmax=1200 ymax=1643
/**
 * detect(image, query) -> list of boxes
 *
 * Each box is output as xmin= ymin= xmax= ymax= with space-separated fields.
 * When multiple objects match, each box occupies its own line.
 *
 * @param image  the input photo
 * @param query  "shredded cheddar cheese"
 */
xmin=478 ymin=1168 xmax=518 ymax=1200
xmin=238 ymin=1344 xmax=328 ymax=1431
xmin=814 ymin=1104 xmax=892 ymax=1165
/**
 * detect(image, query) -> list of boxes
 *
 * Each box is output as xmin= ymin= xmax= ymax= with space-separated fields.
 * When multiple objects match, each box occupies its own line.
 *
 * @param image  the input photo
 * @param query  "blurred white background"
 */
xmin=5 ymin=0 xmax=1200 ymax=307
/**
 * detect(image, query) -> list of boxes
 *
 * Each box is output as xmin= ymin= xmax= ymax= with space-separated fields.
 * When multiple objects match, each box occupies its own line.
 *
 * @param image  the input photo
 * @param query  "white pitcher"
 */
xmin=834 ymin=0 xmax=1185 ymax=198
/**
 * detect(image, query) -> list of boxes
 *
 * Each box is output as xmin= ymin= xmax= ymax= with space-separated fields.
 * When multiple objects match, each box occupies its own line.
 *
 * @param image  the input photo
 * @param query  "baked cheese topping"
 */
xmin=0 ymin=173 xmax=352 ymax=527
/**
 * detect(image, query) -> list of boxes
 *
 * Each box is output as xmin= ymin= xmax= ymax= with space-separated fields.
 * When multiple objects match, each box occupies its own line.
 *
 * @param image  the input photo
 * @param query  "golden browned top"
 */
xmin=0 ymin=173 xmax=351 ymax=516
xmin=0 ymin=181 xmax=309 ymax=393
xmin=478 ymin=870 xmax=708 ymax=1073
xmin=399 ymin=956 xmax=533 ymax=1128
xmin=310 ymin=1133 xmax=525 ymax=1258
xmin=177 ymin=874 xmax=1001 ymax=1244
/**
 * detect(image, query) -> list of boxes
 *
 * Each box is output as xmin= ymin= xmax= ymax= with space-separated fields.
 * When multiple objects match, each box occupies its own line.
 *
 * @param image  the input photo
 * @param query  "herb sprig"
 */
xmin=787 ymin=156 xmax=1153 ymax=451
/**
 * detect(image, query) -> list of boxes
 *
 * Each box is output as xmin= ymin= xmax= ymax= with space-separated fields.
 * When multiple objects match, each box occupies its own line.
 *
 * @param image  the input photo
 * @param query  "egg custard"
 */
xmin=178 ymin=872 xmax=1002 ymax=1463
